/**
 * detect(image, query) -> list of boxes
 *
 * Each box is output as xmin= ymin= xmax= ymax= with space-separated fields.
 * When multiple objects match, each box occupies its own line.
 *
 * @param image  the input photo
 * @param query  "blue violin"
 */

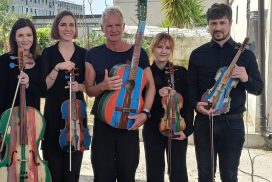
xmin=201 ymin=37 xmax=249 ymax=115
xmin=59 ymin=69 xmax=91 ymax=170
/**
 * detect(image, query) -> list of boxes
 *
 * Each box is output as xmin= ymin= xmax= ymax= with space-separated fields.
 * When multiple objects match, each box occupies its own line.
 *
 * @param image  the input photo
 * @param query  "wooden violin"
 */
xmin=59 ymin=68 xmax=91 ymax=170
xmin=0 ymin=48 xmax=51 ymax=181
xmin=160 ymin=62 xmax=186 ymax=137
xmin=201 ymin=37 xmax=249 ymax=115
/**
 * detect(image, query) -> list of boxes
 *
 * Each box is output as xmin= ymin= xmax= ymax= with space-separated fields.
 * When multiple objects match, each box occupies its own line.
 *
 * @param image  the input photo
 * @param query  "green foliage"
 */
xmin=159 ymin=20 xmax=172 ymax=28
xmin=141 ymin=38 xmax=151 ymax=56
xmin=161 ymin=0 xmax=206 ymax=28
xmin=36 ymin=26 xmax=52 ymax=54
xmin=0 ymin=0 xmax=10 ymax=12
xmin=87 ymin=31 xmax=106 ymax=48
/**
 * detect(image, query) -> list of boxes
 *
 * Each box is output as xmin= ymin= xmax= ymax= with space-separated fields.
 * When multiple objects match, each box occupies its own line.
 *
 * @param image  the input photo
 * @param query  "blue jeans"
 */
xmin=194 ymin=114 xmax=245 ymax=182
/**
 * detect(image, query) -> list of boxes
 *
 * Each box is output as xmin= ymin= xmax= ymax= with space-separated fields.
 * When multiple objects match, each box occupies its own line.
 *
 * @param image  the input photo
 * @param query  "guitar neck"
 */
xmin=129 ymin=20 xmax=145 ymax=81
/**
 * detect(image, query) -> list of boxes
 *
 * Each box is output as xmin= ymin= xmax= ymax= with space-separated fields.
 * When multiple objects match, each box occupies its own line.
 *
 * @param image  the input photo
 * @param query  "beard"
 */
xmin=212 ymin=31 xmax=230 ymax=42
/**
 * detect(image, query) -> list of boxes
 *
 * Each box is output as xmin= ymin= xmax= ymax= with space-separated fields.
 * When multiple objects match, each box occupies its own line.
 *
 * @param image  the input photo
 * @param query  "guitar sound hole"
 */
xmin=126 ymin=80 xmax=135 ymax=91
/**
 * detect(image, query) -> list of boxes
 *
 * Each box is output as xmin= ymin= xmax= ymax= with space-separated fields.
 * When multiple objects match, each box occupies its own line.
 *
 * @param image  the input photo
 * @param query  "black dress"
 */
xmin=40 ymin=42 xmax=87 ymax=182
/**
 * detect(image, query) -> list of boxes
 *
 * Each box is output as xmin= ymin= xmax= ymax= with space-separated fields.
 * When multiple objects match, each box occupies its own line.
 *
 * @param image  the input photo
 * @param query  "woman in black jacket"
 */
xmin=143 ymin=32 xmax=194 ymax=182
xmin=0 ymin=18 xmax=42 ymax=117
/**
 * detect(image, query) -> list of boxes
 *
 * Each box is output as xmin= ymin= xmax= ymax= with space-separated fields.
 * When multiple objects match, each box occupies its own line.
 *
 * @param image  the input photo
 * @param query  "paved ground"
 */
xmin=79 ymin=141 xmax=272 ymax=182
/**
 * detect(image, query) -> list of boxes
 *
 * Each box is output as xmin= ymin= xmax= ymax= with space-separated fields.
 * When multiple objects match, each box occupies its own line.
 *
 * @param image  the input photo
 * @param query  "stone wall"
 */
xmin=124 ymin=25 xmax=211 ymax=67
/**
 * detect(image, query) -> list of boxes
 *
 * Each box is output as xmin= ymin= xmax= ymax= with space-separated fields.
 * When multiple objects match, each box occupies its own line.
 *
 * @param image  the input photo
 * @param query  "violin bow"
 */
xmin=0 ymin=49 xmax=24 ymax=154
xmin=69 ymin=71 xmax=73 ymax=172
xmin=209 ymin=111 xmax=215 ymax=182
xmin=167 ymin=90 xmax=172 ymax=177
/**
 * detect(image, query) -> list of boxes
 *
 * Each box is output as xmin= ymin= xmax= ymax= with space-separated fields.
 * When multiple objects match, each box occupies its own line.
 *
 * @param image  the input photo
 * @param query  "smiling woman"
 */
xmin=0 ymin=18 xmax=51 ymax=182
xmin=40 ymin=10 xmax=90 ymax=182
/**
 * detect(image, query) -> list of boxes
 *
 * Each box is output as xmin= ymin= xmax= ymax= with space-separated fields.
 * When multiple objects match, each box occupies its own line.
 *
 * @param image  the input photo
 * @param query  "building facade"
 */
xmin=10 ymin=0 xmax=83 ymax=16
xmin=113 ymin=0 xmax=229 ymax=26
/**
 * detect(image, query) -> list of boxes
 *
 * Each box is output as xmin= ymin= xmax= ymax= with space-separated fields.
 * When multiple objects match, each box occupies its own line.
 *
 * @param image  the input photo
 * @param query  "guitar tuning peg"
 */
xmin=65 ymin=75 xmax=70 ymax=80
xmin=9 ymin=56 xmax=18 ymax=60
xmin=9 ymin=62 xmax=18 ymax=69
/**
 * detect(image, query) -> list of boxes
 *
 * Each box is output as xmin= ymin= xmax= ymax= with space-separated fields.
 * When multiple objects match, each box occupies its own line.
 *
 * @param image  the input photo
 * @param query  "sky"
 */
xmin=72 ymin=0 xmax=113 ymax=15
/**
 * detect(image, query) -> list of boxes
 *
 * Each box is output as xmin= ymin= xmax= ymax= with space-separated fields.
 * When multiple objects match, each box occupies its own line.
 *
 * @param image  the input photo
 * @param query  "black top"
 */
xmin=144 ymin=62 xmax=194 ymax=137
xmin=41 ymin=42 xmax=87 ymax=150
xmin=0 ymin=52 xmax=42 ymax=116
xmin=188 ymin=38 xmax=263 ymax=115
xmin=85 ymin=44 xmax=150 ymax=116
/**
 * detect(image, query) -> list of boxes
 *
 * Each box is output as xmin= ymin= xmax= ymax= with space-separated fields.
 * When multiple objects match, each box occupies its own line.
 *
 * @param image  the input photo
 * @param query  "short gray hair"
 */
xmin=101 ymin=6 xmax=124 ymax=25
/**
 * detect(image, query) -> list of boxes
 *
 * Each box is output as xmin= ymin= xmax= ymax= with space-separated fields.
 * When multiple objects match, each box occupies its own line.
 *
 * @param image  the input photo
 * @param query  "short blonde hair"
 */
xmin=149 ymin=32 xmax=175 ymax=62
xmin=51 ymin=10 xmax=78 ymax=40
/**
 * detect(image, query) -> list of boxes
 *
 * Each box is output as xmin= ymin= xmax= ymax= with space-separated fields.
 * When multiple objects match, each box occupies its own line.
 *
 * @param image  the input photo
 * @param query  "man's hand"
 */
xmin=100 ymin=69 xmax=122 ymax=91
xmin=128 ymin=113 xmax=147 ymax=130
xmin=196 ymin=101 xmax=216 ymax=116
xmin=231 ymin=65 xmax=248 ymax=82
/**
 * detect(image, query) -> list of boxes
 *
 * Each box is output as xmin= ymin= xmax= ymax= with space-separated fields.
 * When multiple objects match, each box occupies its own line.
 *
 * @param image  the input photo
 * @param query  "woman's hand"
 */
xmin=55 ymin=61 xmax=75 ymax=72
xmin=159 ymin=86 xmax=176 ymax=97
xmin=65 ymin=81 xmax=85 ymax=92
xmin=18 ymin=71 xmax=29 ymax=88
xmin=172 ymin=131 xmax=186 ymax=140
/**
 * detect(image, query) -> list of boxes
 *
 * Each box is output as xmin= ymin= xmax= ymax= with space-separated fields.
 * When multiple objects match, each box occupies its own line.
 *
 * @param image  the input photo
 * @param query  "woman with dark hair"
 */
xmin=0 ymin=18 xmax=41 ymax=117
xmin=41 ymin=10 xmax=88 ymax=182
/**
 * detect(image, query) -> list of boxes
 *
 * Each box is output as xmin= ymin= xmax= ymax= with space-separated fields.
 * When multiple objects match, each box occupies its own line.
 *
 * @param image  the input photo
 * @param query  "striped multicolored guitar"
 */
xmin=98 ymin=0 xmax=147 ymax=129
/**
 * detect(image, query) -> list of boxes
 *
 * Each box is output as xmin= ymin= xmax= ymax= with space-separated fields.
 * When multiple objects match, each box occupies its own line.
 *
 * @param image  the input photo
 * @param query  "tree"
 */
xmin=161 ymin=0 xmax=205 ymax=28
xmin=36 ymin=26 xmax=52 ymax=54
